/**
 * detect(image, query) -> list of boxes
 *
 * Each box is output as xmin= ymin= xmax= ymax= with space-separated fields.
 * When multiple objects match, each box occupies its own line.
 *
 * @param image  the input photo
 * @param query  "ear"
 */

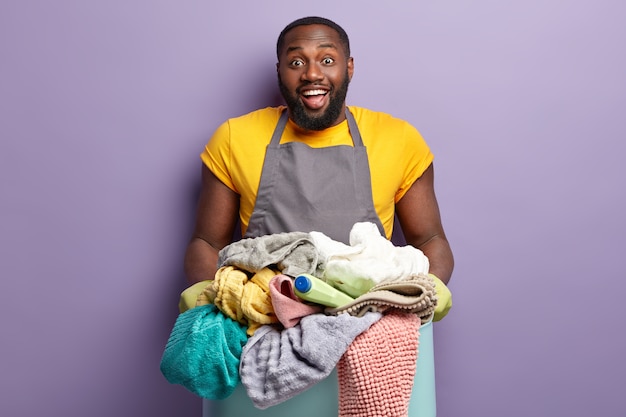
xmin=276 ymin=62 xmax=280 ymax=73
xmin=347 ymin=57 xmax=354 ymax=80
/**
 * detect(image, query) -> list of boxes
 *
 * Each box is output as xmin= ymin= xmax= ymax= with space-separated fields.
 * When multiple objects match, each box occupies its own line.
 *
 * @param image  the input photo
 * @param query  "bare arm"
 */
xmin=184 ymin=164 xmax=240 ymax=284
xmin=395 ymin=163 xmax=454 ymax=284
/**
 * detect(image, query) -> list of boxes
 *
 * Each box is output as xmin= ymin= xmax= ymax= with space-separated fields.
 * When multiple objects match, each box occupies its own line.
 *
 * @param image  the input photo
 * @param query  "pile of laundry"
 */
xmin=160 ymin=222 xmax=450 ymax=414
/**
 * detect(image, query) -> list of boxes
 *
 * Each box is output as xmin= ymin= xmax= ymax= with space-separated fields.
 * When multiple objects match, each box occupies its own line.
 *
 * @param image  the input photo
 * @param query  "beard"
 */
xmin=278 ymin=70 xmax=350 ymax=131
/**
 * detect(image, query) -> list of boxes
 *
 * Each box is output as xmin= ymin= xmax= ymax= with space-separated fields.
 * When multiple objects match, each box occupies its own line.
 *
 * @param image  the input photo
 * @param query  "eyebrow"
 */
xmin=286 ymin=42 xmax=337 ymax=54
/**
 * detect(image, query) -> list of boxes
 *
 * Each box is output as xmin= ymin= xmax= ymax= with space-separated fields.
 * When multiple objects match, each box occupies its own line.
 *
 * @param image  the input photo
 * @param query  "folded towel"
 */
xmin=269 ymin=274 xmax=323 ymax=328
xmin=160 ymin=304 xmax=248 ymax=400
xmin=239 ymin=311 xmax=382 ymax=409
xmin=312 ymin=222 xmax=430 ymax=298
xmin=337 ymin=312 xmax=420 ymax=417
xmin=218 ymin=231 xmax=320 ymax=277
xmin=326 ymin=273 xmax=438 ymax=324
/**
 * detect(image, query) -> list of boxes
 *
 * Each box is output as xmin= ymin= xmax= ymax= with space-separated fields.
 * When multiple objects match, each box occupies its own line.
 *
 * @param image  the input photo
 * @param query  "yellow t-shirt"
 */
xmin=201 ymin=106 xmax=434 ymax=238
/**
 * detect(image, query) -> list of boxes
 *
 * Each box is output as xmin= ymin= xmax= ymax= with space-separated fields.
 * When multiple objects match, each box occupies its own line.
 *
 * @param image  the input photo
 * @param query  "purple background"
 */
xmin=1 ymin=1 xmax=625 ymax=416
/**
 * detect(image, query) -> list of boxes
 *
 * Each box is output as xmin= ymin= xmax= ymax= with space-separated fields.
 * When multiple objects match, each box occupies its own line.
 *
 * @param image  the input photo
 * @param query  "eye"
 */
xmin=322 ymin=57 xmax=334 ymax=65
xmin=290 ymin=59 xmax=304 ymax=67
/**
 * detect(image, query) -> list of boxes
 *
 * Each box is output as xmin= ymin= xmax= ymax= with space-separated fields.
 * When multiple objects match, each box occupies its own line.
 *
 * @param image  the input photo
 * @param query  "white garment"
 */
xmin=310 ymin=222 xmax=429 ymax=298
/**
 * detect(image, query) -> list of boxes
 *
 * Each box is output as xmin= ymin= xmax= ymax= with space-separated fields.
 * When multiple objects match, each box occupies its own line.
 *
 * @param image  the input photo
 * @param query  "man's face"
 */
xmin=277 ymin=24 xmax=354 ymax=131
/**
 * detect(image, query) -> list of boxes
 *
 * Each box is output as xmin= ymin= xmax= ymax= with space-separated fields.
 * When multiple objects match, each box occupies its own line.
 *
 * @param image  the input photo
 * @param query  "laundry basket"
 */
xmin=202 ymin=320 xmax=436 ymax=417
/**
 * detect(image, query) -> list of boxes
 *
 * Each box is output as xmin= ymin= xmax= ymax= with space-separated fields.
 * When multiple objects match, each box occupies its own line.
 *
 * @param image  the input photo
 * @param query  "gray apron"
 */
xmin=245 ymin=109 xmax=384 ymax=244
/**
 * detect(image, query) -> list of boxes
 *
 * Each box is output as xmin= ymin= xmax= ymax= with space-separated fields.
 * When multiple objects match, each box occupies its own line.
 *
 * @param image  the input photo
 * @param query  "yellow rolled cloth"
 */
xmin=213 ymin=266 xmax=250 ymax=325
xmin=241 ymin=268 xmax=280 ymax=336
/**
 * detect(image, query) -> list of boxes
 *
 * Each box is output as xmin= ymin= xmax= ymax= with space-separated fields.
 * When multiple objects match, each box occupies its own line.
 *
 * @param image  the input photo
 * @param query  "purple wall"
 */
xmin=1 ymin=1 xmax=624 ymax=416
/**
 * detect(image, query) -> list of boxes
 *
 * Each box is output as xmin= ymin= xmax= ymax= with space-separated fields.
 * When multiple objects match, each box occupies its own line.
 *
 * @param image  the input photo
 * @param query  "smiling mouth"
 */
xmin=300 ymin=89 xmax=329 ymax=110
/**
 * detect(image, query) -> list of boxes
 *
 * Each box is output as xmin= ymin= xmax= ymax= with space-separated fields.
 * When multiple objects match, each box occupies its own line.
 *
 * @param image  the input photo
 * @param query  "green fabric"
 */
xmin=178 ymin=280 xmax=212 ymax=313
xmin=430 ymin=274 xmax=452 ymax=322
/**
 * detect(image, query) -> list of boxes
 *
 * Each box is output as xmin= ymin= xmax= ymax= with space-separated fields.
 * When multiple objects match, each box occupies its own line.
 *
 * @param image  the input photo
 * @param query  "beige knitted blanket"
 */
xmin=326 ymin=273 xmax=438 ymax=324
xmin=337 ymin=311 xmax=420 ymax=417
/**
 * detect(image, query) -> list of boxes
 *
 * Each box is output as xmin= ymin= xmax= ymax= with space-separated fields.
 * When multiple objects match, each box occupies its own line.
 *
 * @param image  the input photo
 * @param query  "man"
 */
xmin=184 ymin=16 xmax=454 ymax=293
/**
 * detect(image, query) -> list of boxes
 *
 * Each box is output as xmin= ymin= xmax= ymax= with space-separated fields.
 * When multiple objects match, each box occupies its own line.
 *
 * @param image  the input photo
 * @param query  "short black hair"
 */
xmin=276 ymin=16 xmax=351 ymax=59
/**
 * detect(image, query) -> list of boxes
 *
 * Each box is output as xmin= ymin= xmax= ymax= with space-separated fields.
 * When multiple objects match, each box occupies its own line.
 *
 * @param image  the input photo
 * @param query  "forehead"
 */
xmin=280 ymin=24 xmax=343 ymax=55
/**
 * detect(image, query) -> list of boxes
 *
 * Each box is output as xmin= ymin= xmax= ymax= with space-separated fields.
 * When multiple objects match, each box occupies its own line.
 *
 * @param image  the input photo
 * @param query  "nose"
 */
xmin=301 ymin=62 xmax=323 ymax=82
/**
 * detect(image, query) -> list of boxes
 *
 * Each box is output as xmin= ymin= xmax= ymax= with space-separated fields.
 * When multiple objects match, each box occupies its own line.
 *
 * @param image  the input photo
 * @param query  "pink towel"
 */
xmin=337 ymin=312 xmax=420 ymax=417
xmin=269 ymin=274 xmax=322 ymax=328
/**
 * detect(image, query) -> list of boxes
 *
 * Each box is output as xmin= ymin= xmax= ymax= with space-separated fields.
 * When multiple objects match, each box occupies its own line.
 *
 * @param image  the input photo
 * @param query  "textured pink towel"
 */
xmin=337 ymin=312 xmax=420 ymax=417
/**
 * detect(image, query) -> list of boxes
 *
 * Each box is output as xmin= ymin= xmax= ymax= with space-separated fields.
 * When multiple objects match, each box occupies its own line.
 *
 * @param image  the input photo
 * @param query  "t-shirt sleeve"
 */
xmin=200 ymin=121 xmax=237 ymax=192
xmin=395 ymin=122 xmax=434 ymax=202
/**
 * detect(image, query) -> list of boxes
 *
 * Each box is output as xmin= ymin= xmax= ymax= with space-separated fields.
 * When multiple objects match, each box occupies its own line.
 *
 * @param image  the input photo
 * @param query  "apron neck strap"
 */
xmin=269 ymin=107 xmax=364 ymax=147
xmin=344 ymin=107 xmax=364 ymax=147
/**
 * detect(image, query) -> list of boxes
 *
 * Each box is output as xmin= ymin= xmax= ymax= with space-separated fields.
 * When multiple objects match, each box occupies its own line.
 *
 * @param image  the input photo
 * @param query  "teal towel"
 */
xmin=160 ymin=304 xmax=248 ymax=400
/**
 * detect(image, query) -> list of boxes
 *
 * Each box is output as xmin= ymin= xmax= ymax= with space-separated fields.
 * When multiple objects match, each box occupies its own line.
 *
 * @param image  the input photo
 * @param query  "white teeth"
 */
xmin=302 ymin=89 xmax=327 ymax=96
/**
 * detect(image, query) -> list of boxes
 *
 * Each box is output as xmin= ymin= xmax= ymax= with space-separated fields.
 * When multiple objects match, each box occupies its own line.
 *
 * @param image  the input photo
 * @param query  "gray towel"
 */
xmin=218 ymin=232 xmax=320 ymax=277
xmin=239 ymin=311 xmax=382 ymax=409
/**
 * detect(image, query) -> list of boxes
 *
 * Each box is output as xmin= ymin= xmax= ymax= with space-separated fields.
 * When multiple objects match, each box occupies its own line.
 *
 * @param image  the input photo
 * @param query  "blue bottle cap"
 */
xmin=294 ymin=275 xmax=312 ymax=293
